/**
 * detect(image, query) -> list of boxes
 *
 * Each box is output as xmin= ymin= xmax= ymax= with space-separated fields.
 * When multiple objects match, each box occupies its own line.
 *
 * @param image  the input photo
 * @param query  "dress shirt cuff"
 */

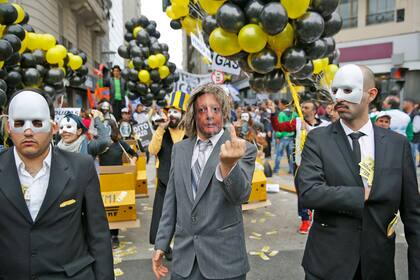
xmin=215 ymin=163 xmax=237 ymax=182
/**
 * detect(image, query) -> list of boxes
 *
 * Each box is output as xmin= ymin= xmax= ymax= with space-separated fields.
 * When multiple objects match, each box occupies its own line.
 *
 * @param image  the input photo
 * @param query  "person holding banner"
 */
xmin=57 ymin=110 xmax=110 ymax=157
xmin=148 ymin=91 xmax=189 ymax=259
xmin=0 ymin=89 xmax=113 ymax=279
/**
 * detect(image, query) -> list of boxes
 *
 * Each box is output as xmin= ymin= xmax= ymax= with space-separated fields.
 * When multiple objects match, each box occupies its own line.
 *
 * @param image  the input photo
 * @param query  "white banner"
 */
xmin=54 ymin=108 xmax=81 ymax=123
xmin=190 ymin=32 xmax=212 ymax=61
xmin=212 ymin=54 xmax=241 ymax=76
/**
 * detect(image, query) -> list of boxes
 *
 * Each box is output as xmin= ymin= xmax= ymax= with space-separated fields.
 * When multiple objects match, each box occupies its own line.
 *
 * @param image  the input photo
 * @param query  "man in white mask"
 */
xmin=148 ymin=91 xmax=189 ymax=260
xmin=297 ymin=64 xmax=420 ymax=279
xmin=0 ymin=89 xmax=114 ymax=279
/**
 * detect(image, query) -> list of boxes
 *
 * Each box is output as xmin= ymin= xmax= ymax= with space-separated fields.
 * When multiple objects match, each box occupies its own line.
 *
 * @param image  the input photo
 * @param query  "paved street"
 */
xmin=112 ymin=157 xmax=410 ymax=280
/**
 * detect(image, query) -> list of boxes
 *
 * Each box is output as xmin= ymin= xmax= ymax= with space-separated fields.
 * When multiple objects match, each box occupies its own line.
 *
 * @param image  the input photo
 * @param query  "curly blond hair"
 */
xmin=179 ymin=83 xmax=231 ymax=137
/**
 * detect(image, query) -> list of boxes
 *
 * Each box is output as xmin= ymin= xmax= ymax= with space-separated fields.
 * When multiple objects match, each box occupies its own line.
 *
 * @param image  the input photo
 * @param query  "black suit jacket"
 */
xmin=297 ymin=121 xmax=420 ymax=280
xmin=0 ymin=148 xmax=114 ymax=280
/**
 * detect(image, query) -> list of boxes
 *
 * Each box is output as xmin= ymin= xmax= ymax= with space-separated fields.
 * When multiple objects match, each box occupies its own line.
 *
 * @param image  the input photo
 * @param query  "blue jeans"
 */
xmin=274 ymin=137 xmax=293 ymax=173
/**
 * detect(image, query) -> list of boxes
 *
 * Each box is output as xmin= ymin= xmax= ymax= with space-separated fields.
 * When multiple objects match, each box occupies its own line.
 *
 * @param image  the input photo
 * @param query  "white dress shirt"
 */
xmin=191 ymin=129 xmax=227 ymax=182
xmin=340 ymin=119 xmax=375 ymax=188
xmin=14 ymin=146 xmax=52 ymax=221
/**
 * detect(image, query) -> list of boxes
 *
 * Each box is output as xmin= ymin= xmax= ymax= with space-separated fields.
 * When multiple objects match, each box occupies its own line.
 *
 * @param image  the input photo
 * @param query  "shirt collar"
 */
xmin=14 ymin=145 xmax=52 ymax=172
xmin=340 ymin=119 xmax=374 ymax=137
xmin=196 ymin=128 xmax=225 ymax=147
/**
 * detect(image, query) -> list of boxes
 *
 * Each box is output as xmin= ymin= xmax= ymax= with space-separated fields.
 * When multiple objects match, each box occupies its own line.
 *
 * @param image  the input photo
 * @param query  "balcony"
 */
xmin=68 ymin=0 xmax=110 ymax=35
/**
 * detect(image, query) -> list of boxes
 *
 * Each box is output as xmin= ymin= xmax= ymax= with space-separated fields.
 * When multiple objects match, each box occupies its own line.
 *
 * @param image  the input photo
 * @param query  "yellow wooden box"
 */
xmin=248 ymin=168 xmax=267 ymax=203
xmin=99 ymin=165 xmax=136 ymax=192
xmin=136 ymin=154 xmax=148 ymax=196
xmin=101 ymin=190 xmax=137 ymax=222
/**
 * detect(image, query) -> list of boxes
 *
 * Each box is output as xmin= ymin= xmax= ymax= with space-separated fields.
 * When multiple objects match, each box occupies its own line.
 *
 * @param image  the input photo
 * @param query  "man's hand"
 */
xmin=364 ymin=187 xmax=371 ymax=201
xmin=152 ymin=250 xmax=168 ymax=279
xmin=91 ymin=109 xmax=104 ymax=121
xmin=220 ymin=125 xmax=247 ymax=178
xmin=158 ymin=113 xmax=170 ymax=129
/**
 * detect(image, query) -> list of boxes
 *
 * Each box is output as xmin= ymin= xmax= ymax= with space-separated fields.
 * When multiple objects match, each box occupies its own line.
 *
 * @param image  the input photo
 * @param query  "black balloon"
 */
xmin=311 ymin=0 xmax=340 ymax=17
xmin=292 ymin=60 xmax=314 ymax=79
xmin=20 ymin=23 xmax=35 ymax=33
xmin=0 ymin=4 xmax=17 ymax=25
xmin=160 ymin=43 xmax=169 ymax=52
xmin=135 ymin=83 xmax=148 ymax=96
xmin=264 ymin=70 xmax=285 ymax=93
xmin=0 ymin=39 xmax=13 ymax=61
xmin=136 ymin=29 xmax=150 ymax=45
xmin=216 ymin=3 xmax=246 ymax=33
xmin=259 ymin=2 xmax=288 ymax=35
xmin=124 ymin=32 xmax=134 ymax=42
xmin=150 ymin=83 xmax=162 ymax=94
xmin=281 ymin=47 xmax=306 ymax=73
xmin=42 ymin=84 xmax=55 ymax=96
xmin=156 ymin=89 xmax=166 ymax=100
xmin=127 ymin=81 xmax=137 ymax=92
xmin=77 ymin=65 xmax=89 ymax=76
xmin=126 ymin=90 xmax=138 ymax=101
xmin=249 ymin=48 xmax=277 ymax=74
xmin=128 ymin=69 xmax=139 ymax=82
xmin=156 ymin=99 xmax=167 ymax=107
xmin=5 ymin=51 xmax=19 ymax=66
xmin=32 ymin=49 xmax=45 ymax=64
xmin=154 ymin=31 xmax=161 ymax=39
xmin=244 ymin=0 xmax=264 ymax=24
xmin=125 ymin=19 xmax=135 ymax=33
xmin=225 ymin=50 xmax=248 ymax=61
xmin=0 ymin=88 xmax=6 ymax=107
xmin=21 ymin=11 xmax=30 ymax=24
xmin=36 ymin=64 xmax=47 ymax=77
xmin=167 ymin=62 xmax=176 ymax=73
xmin=150 ymin=70 xmax=161 ymax=82
xmin=302 ymin=39 xmax=327 ymax=60
xmin=130 ymin=46 xmax=143 ymax=58
xmin=5 ymin=24 xmax=26 ymax=41
xmin=145 ymin=24 xmax=156 ymax=35
xmin=322 ymin=37 xmax=336 ymax=56
xmin=141 ymin=47 xmax=150 ymax=58
xmin=79 ymin=52 xmax=87 ymax=64
xmin=3 ymin=34 xmax=20 ymax=53
xmin=249 ymin=73 xmax=265 ymax=92
xmin=0 ymin=79 xmax=7 ymax=92
xmin=20 ymin=53 xmax=37 ymax=68
xmin=230 ymin=0 xmax=249 ymax=6
xmin=202 ymin=15 xmax=218 ymax=35
xmin=118 ymin=45 xmax=130 ymax=59
xmin=45 ymin=68 xmax=64 ymax=85
xmin=294 ymin=11 xmax=325 ymax=44
xmin=23 ymin=68 xmax=41 ymax=86
xmin=323 ymin=11 xmax=343 ymax=37
xmin=5 ymin=70 xmax=22 ymax=87
xmin=132 ymin=57 xmax=144 ymax=69
xmin=170 ymin=19 xmax=182 ymax=30
xmin=138 ymin=15 xmax=150 ymax=27
xmin=150 ymin=43 xmax=162 ymax=55
xmin=237 ymin=57 xmax=254 ymax=73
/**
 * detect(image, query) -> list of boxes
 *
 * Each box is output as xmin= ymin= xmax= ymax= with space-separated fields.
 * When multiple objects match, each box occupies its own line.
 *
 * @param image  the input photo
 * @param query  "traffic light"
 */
xmin=390 ymin=67 xmax=408 ymax=81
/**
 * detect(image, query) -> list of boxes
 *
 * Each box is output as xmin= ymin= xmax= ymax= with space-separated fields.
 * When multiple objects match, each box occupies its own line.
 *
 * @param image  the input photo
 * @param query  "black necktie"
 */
xmin=349 ymin=132 xmax=364 ymax=164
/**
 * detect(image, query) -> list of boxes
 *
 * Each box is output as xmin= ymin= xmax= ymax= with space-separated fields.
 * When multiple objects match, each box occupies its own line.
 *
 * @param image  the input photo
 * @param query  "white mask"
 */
xmin=331 ymin=64 xmax=364 ymax=104
xmin=168 ymin=108 xmax=182 ymax=120
xmin=241 ymin=113 xmax=250 ymax=122
xmin=59 ymin=117 xmax=78 ymax=135
xmin=8 ymin=90 xmax=51 ymax=133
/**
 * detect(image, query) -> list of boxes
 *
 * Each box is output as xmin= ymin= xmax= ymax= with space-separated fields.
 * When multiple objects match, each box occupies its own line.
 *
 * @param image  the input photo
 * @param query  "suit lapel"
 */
xmin=0 ymin=149 xmax=33 ymax=223
xmin=332 ymin=122 xmax=364 ymax=186
xmin=35 ymin=148 xmax=70 ymax=223
xmin=370 ymin=126 xmax=386 ymax=196
xmin=182 ymin=137 xmax=196 ymax=204
xmin=192 ymin=130 xmax=229 ymax=210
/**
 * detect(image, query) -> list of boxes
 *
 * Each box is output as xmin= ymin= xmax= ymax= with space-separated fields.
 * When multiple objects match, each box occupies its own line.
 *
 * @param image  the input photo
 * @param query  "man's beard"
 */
xmin=168 ymin=117 xmax=180 ymax=128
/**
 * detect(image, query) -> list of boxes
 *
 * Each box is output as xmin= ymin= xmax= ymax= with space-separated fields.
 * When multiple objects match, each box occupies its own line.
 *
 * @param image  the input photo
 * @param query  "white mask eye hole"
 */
xmin=32 ymin=120 xmax=43 ymax=128
xmin=332 ymin=88 xmax=338 ymax=94
xmin=343 ymin=88 xmax=353 ymax=94
xmin=13 ymin=120 xmax=25 ymax=128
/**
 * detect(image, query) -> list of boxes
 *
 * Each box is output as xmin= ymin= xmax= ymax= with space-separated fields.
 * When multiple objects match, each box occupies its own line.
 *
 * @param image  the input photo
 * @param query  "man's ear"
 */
xmin=368 ymin=88 xmax=378 ymax=103
xmin=6 ymin=119 xmax=11 ymax=134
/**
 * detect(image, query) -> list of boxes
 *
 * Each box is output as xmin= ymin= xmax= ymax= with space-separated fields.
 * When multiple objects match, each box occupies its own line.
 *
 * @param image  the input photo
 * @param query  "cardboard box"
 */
xmin=248 ymin=168 xmax=267 ymax=203
xmin=102 ymin=190 xmax=137 ymax=222
xmin=136 ymin=170 xmax=148 ymax=196
xmin=99 ymin=165 xmax=136 ymax=192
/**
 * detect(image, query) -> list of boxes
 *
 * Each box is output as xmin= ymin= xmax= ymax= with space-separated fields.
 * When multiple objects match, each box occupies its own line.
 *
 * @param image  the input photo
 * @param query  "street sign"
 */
xmin=212 ymin=54 xmax=241 ymax=76
xmin=133 ymin=121 xmax=153 ymax=148
xmin=211 ymin=71 xmax=225 ymax=84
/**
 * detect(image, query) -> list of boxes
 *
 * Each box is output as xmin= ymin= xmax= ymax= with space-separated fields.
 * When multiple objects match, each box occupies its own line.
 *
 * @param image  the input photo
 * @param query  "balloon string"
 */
xmin=285 ymin=74 xmax=303 ymax=120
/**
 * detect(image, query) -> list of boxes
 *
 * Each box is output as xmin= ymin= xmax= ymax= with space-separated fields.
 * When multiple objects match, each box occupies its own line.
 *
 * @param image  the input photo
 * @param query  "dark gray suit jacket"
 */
xmin=155 ymin=129 xmax=257 ymax=279
xmin=106 ymin=78 xmax=126 ymax=105
xmin=297 ymin=121 xmax=420 ymax=280
xmin=0 ymin=148 xmax=114 ymax=280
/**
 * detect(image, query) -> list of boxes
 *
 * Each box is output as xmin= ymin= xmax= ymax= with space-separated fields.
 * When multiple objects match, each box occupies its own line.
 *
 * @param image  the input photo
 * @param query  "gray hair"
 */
xmin=179 ymin=83 xmax=231 ymax=137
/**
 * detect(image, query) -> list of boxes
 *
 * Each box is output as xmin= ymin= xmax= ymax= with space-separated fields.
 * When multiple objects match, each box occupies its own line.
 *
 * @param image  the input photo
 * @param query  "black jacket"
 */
xmin=297 ymin=121 xmax=420 ymax=280
xmin=0 ymin=148 xmax=114 ymax=279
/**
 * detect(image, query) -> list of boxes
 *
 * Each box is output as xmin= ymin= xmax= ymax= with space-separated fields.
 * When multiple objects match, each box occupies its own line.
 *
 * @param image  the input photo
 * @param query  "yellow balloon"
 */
xmin=41 ymin=34 xmax=56 ymax=50
xmin=312 ymin=59 xmax=323 ymax=74
xmin=281 ymin=0 xmax=310 ymax=19
xmin=199 ymin=0 xmax=225 ymax=15
xmin=0 ymin=25 xmax=5 ymax=37
xmin=0 ymin=61 xmax=4 ymax=69
xmin=172 ymin=3 xmax=189 ymax=18
xmin=166 ymin=6 xmax=177 ymax=20
xmin=158 ymin=66 xmax=170 ymax=79
xmin=321 ymin=57 xmax=329 ymax=69
xmin=181 ymin=16 xmax=200 ymax=35
xmin=19 ymin=35 xmax=27 ymax=54
xmin=128 ymin=60 xmax=134 ymax=69
xmin=155 ymin=53 xmax=166 ymax=67
xmin=12 ymin=4 xmax=25 ymax=24
xmin=133 ymin=26 xmax=142 ymax=38
xmin=54 ymin=44 xmax=67 ymax=59
xmin=209 ymin=27 xmax=241 ymax=57
xmin=268 ymin=23 xmax=294 ymax=54
xmin=46 ymin=47 xmax=62 ymax=64
xmin=148 ymin=55 xmax=159 ymax=69
xmin=324 ymin=63 xmax=339 ymax=84
xmin=69 ymin=55 xmax=83 ymax=70
xmin=172 ymin=0 xmax=189 ymax=5
xmin=27 ymin=32 xmax=41 ymax=51
xmin=138 ymin=70 xmax=150 ymax=83
xmin=238 ymin=24 xmax=267 ymax=53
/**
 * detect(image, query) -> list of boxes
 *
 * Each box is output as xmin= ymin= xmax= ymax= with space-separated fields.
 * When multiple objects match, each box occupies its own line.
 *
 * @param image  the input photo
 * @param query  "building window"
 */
xmin=367 ymin=0 xmax=395 ymax=25
xmin=338 ymin=0 xmax=358 ymax=29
